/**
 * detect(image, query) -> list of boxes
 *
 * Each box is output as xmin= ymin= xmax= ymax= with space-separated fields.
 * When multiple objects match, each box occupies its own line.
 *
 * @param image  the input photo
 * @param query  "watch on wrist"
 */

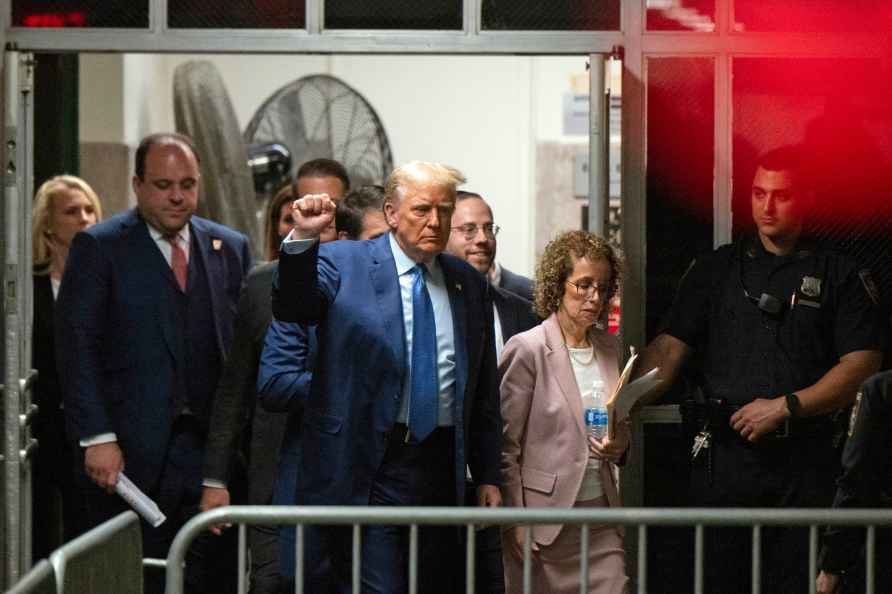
xmin=784 ymin=392 xmax=802 ymax=418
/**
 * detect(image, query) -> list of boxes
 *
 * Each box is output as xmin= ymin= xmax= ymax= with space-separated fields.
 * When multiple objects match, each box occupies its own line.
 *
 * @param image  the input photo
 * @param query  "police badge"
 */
xmin=800 ymin=276 xmax=822 ymax=298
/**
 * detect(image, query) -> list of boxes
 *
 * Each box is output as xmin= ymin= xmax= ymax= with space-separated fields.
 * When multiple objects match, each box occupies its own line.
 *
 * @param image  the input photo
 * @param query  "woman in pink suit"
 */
xmin=500 ymin=230 xmax=630 ymax=594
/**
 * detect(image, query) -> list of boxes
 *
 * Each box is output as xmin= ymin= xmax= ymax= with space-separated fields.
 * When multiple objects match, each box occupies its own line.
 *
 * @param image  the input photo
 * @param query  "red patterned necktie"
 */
xmin=165 ymin=235 xmax=188 ymax=291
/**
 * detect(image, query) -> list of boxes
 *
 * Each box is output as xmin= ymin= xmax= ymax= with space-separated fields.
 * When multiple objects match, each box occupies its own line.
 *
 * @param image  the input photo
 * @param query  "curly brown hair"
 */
xmin=533 ymin=230 xmax=621 ymax=320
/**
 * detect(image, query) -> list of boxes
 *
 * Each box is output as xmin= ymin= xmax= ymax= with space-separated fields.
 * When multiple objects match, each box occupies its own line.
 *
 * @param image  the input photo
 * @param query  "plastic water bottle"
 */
xmin=583 ymin=379 xmax=609 ymax=441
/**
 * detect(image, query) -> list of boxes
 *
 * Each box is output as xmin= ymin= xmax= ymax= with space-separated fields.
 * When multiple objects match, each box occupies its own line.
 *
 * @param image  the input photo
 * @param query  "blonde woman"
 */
xmin=500 ymin=230 xmax=629 ymax=594
xmin=31 ymin=175 xmax=102 ymax=557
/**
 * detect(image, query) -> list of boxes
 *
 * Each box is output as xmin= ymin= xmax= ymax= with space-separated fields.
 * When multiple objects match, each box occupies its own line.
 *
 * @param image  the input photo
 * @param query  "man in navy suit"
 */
xmin=272 ymin=161 xmax=502 ymax=593
xmin=56 ymin=133 xmax=252 ymax=594
xmin=446 ymin=190 xmax=540 ymax=594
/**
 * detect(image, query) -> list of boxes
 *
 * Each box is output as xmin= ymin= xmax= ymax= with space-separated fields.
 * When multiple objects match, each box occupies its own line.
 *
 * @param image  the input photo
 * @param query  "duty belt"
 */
xmin=681 ymin=399 xmax=834 ymax=441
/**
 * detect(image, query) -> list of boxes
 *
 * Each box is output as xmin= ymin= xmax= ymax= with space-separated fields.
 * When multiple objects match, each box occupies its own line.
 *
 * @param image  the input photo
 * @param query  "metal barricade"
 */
xmin=166 ymin=505 xmax=892 ymax=594
xmin=4 ymin=560 xmax=54 ymax=594
xmin=49 ymin=511 xmax=143 ymax=594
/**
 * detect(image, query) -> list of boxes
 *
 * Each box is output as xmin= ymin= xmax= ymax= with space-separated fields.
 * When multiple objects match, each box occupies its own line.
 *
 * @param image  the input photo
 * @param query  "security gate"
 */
xmin=2 ymin=48 xmax=36 ymax=586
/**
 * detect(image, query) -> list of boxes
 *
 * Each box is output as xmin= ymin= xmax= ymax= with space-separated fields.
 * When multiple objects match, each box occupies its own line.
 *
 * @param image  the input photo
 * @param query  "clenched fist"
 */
xmin=290 ymin=193 xmax=337 ymax=240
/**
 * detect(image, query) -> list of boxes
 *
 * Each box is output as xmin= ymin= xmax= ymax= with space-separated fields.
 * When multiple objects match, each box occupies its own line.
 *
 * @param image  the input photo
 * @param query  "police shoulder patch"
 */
xmin=858 ymin=269 xmax=881 ymax=305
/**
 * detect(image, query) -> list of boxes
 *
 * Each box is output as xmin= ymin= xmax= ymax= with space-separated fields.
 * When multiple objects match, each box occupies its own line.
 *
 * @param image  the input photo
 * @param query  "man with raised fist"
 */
xmin=272 ymin=161 xmax=502 ymax=594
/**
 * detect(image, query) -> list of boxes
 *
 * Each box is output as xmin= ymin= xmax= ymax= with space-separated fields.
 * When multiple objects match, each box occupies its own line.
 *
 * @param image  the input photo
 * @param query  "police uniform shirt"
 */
xmin=662 ymin=236 xmax=885 ymax=405
xmin=819 ymin=370 xmax=892 ymax=575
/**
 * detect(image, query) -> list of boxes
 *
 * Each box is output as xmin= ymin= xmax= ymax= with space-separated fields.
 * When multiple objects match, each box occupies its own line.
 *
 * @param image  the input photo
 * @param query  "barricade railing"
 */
xmin=4 ymin=559 xmax=54 ymax=594
xmin=48 ymin=510 xmax=143 ymax=594
xmin=166 ymin=505 xmax=892 ymax=594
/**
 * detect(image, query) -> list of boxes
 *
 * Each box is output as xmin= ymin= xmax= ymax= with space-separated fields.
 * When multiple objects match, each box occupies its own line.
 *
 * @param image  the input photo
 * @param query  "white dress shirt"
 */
xmin=147 ymin=223 xmax=191 ymax=266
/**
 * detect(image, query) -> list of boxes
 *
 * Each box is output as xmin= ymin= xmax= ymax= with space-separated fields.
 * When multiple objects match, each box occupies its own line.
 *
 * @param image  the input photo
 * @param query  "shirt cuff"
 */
xmin=80 ymin=433 xmax=118 ymax=447
xmin=202 ymin=479 xmax=227 ymax=489
xmin=281 ymin=231 xmax=318 ymax=255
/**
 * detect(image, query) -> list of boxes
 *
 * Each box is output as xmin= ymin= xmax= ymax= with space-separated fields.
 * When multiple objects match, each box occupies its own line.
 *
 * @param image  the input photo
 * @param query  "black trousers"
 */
xmin=689 ymin=433 xmax=839 ymax=594
xmin=464 ymin=484 xmax=505 ymax=594
xmin=76 ymin=418 xmax=238 ymax=594
xmin=301 ymin=426 xmax=460 ymax=594
xmin=33 ymin=408 xmax=86 ymax=559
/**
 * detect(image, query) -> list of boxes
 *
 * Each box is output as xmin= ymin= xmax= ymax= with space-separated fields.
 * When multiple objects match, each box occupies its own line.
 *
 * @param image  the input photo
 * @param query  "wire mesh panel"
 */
xmin=732 ymin=57 xmax=892 ymax=315
xmin=325 ymin=0 xmax=462 ymax=29
xmin=645 ymin=57 xmax=714 ymax=344
xmin=168 ymin=0 xmax=306 ymax=29
xmin=11 ymin=0 xmax=148 ymax=27
xmin=734 ymin=0 xmax=892 ymax=32
xmin=482 ymin=0 xmax=620 ymax=30
xmin=646 ymin=0 xmax=715 ymax=32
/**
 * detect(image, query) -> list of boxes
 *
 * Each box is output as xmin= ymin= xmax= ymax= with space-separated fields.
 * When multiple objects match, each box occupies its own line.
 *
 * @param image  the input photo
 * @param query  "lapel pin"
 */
xmin=455 ymin=282 xmax=462 ymax=292
xmin=212 ymin=238 xmax=223 ymax=251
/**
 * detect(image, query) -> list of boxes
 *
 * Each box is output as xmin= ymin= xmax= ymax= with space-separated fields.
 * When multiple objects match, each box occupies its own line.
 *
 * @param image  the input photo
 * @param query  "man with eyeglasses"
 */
xmin=447 ymin=191 xmax=540 ymax=358
xmin=447 ymin=191 xmax=534 ymax=303
xmin=446 ymin=190 xmax=539 ymax=594
xmin=636 ymin=145 xmax=885 ymax=594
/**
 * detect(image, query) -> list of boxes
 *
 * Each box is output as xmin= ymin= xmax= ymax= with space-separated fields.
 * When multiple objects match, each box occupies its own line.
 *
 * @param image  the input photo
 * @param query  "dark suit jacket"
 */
xmin=203 ymin=261 xmax=291 ymax=505
xmin=491 ymin=284 xmax=539 ymax=342
xmin=56 ymin=209 xmax=251 ymax=493
xmin=33 ymin=272 xmax=62 ymax=423
xmin=272 ymin=233 xmax=502 ymax=505
xmin=498 ymin=266 xmax=534 ymax=303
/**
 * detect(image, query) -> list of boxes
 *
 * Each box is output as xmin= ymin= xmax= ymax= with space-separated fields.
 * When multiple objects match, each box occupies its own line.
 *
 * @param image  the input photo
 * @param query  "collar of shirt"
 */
xmin=488 ymin=260 xmax=502 ymax=286
xmin=147 ymin=222 xmax=191 ymax=266
xmin=746 ymin=234 xmax=813 ymax=263
xmin=387 ymin=231 xmax=444 ymax=281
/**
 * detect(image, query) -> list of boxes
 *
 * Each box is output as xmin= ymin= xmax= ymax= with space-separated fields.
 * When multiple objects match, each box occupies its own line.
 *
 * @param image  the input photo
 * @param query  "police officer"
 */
xmin=637 ymin=145 xmax=885 ymax=593
xmin=816 ymin=371 xmax=892 ymax=594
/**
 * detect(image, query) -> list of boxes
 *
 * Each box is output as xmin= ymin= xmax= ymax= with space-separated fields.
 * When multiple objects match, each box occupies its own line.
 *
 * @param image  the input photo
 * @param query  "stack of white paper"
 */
xmin=115 ymin=473 xmax=166 ymax=527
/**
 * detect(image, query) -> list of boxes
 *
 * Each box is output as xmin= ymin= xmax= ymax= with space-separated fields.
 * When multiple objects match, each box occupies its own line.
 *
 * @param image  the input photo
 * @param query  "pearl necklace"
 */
xmin=560 ymin=323 xmax=595 ymax=365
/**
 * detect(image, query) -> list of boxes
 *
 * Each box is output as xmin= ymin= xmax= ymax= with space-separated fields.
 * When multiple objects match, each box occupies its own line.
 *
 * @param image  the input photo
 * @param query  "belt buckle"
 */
xmin=773 ymin=418 xmax=790 ymax=439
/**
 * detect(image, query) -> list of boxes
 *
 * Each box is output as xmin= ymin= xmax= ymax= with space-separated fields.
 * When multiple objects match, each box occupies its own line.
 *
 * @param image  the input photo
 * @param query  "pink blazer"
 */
xmin=499 ymin=313 xmax=622 ymax=547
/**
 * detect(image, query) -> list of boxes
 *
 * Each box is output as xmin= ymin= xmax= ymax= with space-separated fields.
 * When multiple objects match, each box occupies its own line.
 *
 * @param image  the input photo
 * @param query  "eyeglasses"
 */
xmin=451 ymin=223 xmax=500 ymax=240
xmin=565 ymin=279 xmax=611 ymax=298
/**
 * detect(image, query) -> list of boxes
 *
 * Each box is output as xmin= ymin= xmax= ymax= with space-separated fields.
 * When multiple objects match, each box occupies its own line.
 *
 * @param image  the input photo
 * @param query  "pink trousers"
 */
xmin=502 ymin=497 xmax=628 ymax=594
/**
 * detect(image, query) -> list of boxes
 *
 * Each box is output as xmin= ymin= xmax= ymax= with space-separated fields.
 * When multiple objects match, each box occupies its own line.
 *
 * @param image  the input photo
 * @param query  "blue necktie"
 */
xmin=408 ymin=264 xmax=439 ymax=441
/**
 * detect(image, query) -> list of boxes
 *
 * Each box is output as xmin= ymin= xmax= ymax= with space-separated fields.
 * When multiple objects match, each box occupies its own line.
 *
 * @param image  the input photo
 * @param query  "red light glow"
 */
xmin=22 ymin=12 xmax=87 ymax=28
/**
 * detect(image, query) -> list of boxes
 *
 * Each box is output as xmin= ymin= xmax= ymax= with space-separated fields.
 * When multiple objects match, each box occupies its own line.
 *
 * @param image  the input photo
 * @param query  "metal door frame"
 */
xmin=3 ymin=0 xmax=892 ymax=587
xmin=2 ymin=48 xmax=36 ymax=587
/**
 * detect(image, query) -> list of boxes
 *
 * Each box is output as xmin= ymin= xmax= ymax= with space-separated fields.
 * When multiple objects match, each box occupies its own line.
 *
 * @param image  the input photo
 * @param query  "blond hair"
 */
xmin=383 ymin=161 xmax=466 ymax=207
xmin=32 ymin=175 xmax=103 ymax=266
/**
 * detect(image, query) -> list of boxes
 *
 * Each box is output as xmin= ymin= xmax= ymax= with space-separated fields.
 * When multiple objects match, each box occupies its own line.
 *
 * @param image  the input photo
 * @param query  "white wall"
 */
xmin=79 ymin=54 xmax=125 ymax=143
xmin=79 ymin=54 xmax=589 ymax=277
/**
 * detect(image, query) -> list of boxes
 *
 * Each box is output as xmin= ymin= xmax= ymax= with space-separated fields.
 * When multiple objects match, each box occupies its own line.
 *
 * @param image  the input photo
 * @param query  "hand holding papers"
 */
xmin=115 ymin=472 xmax=166 ymax=527
xmin=605 ymin=350 xmax=662 ymax=439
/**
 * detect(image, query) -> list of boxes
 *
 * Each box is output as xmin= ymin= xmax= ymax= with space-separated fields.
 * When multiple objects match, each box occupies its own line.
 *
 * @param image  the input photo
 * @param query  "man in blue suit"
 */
xmin=272 ymin=161 xmax=502 ymax=593
xmin=56 ymin=133 xmax=252 ymax=594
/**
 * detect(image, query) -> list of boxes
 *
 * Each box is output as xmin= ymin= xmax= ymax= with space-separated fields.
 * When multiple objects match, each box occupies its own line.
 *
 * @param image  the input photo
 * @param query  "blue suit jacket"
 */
xmin=271 ymin=233 xmax=502 ymax=506
xmin=257 ymin=319 xmax=317 ymax=578
xmin=56 ymin=209 xmax=251 ymax=493
xmin=258 ymin=319 xmax=316 ymax=510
